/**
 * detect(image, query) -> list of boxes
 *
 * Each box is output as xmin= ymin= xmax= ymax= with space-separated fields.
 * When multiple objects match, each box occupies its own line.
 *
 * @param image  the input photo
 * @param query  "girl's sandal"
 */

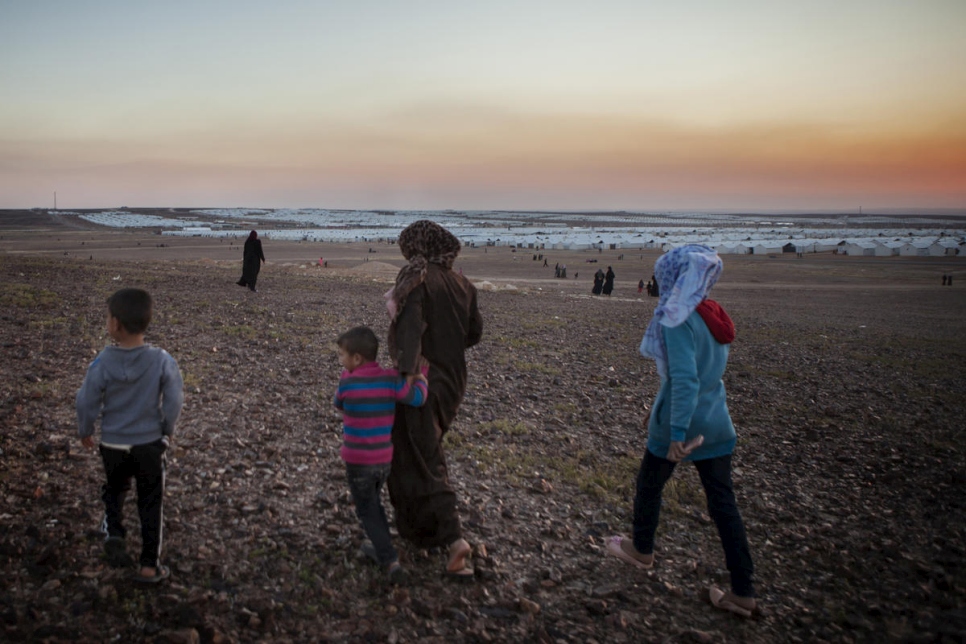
xmin=706 ymin=586 xmax=760 ymax=619
xmin=604 ymin=536 xmax=654 ymax=570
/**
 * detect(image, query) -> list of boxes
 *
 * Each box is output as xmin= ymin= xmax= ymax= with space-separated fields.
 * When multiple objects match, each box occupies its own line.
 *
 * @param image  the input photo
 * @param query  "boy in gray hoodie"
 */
xmin=76 ymin=288 xmax=184 ymax=583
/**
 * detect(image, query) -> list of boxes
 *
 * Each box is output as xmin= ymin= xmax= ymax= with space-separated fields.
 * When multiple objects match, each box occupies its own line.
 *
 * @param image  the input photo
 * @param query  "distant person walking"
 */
xmin=605 ymin=244 xmax=758 ymax=618
xmin=638 ymin=279 xmax=645 ymax=294
xmin=236 ymin=231 xmax=265 ymax=292
xmin=385 ymin=220 xmax=483 ymax=580
xmin=592 ymin=268 xmax=605 ymax=295
xmin=602 ymin=266 xmax=616 ymax=295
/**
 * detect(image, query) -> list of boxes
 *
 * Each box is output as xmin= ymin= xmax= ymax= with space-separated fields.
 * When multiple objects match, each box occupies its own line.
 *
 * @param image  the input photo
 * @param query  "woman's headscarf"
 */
xmin=385 ymin=220 xmax=461 ymax=357
xmin=248 ymin=230 xmax=258 ymax=240
xmin=639 ymin=244 xmax=723 ymax=379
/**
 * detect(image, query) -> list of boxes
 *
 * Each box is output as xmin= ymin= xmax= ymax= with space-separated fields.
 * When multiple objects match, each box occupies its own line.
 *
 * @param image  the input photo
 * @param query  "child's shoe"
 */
xmin=359 ymin=541 xmax=380 ymax=566
xmin=387 ymin=562 xmax=408 ymax=586
xmin=103 ymin=537 xmax=134 ymax=568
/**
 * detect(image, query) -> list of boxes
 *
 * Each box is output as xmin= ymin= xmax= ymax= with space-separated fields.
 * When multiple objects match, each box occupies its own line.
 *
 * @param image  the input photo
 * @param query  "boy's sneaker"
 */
xmin=387 ymin=562 xmax=408 ymax=586
xmin=359 ymin=541 xmax=380 ymax=566
xmin=104 ymin=537 xmax=134 ymax=568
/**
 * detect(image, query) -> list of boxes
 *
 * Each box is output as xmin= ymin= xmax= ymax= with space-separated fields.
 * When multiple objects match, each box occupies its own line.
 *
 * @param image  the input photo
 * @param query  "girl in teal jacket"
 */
xmin=606 ymin=244 xmax=759 ymax=618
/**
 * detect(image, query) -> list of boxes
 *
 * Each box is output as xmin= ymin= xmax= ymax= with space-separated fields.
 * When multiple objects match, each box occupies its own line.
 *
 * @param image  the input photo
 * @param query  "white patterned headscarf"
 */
xmin=639 ymin=244 xmax=723 ymax=379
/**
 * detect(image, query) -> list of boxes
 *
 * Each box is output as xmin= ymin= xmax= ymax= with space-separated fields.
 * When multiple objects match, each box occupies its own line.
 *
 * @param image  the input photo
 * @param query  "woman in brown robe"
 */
xmin=386 ymin=220 xmax=483 ymax=579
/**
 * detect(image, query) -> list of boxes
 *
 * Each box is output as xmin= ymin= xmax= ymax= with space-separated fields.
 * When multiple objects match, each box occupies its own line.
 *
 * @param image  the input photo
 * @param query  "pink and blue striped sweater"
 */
xmin=334 ymin=362 xmax=427 ymax=465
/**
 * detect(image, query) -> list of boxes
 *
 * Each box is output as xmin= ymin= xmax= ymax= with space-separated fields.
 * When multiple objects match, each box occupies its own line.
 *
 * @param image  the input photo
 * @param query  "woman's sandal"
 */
xmin=134 ymin=565 xmax=170 ymax=584
xmin=445 ymin=539 xmax=474 ymax=582
xmin=444 ymin=565 xmax=475 ymax=582
xmin=604 ymin=536 xmax=654 ymax=570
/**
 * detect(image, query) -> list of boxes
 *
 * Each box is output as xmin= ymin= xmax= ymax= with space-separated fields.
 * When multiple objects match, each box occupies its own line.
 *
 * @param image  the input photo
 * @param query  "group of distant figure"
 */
xmin=234 ymin=236 xmax=721 ymax=309
xmin=942 ymin=274 xmax=955 ymax=286
xmin=592 ymin=267 xmax=615 ymax=295
xmin=537 ymin=254 xmax=665 ymax=299
xmin=640 ymin=275 xmax=660 ymax=297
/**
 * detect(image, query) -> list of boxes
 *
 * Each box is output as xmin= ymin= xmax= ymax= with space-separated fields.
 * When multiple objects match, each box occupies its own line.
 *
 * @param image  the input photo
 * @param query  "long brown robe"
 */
xmin=388 ymin=264 xmax=482 ymax=548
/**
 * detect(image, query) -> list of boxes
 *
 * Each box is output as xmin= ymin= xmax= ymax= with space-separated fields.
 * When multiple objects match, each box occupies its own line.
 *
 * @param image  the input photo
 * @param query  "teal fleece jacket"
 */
xmin=76 ymin=344 xmax=184 ymax=446
xmin=646 ymin=310 xmax=736 ymax=461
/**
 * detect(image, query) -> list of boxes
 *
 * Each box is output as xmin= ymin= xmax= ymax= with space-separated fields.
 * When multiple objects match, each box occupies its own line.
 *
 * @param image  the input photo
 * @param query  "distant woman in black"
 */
xmin=237 ymin=231 xmax=265 ymax=292
xmin=602 ymin=266 xmax=615 ymax=295
xmin=592 ymin=268 xmax=605 ymax=295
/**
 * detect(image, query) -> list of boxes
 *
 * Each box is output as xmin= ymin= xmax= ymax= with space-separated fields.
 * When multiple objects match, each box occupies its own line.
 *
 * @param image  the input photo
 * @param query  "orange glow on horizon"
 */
xmin=2 ymin=110 xmax=964 ymax=210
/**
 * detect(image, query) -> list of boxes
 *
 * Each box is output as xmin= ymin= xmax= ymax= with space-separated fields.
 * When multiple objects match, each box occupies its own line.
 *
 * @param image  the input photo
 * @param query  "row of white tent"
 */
xmin=837 ymin=239 xmax=963 ymax=257
xmin=716 ymin=238 xmax=962 ymax=256
xmin=537 ymin=237 xmax=962 ymax=255
xmin=157 ymin=220 xmax=964 ymax=257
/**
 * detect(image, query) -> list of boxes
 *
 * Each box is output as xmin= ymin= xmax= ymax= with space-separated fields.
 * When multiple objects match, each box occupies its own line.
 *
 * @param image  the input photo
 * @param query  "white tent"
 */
xmin=938 ymin=239 xmax=962 ymax=255
xmin=716 ymin=242 xmax=752 ymax=255
xmin=899 ymin=241 xmax=933 ymax=256
xmin=873 ymin=240 xmax=903 ymax=257
xmin=844 ymin=241 xmax=877 ymax=256
xmin=752 ymin=242 xmax=785 ymax=255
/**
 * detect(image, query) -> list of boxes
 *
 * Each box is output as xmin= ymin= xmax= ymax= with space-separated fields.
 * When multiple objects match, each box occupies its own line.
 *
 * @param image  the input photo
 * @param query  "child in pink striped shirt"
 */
xmin=334 ymin=326 xmax=427 ymax=584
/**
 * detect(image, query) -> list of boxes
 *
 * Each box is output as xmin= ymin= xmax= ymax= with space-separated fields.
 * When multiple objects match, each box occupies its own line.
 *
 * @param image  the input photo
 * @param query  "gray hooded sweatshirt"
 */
xmin=76 ymin=344 xmax=184 ymax=446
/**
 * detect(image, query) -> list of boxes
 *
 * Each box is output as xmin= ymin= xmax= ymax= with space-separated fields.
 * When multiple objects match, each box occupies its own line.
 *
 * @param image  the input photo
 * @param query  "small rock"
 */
xmin=664 ymin=581 xmax=684 ymax=598
xmin=447 ymin=608 xmax=469 ymax=622
xmin=585 ymin=599 xmax=608 ymax=616
xmin=591 ymin=584 xmax=622 ymax=599
xmin=533 ymin=479 xmax=553 ymax=494
xmin=156 ymin=628 xmax=200 ymax=644
xmin=606 ymin=612 xmax=628 ymax=629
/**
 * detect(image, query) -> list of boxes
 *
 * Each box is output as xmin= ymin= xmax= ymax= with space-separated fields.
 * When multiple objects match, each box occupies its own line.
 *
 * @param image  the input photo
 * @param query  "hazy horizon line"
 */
xmin=8 ymin=206 xmax=966 ymax=218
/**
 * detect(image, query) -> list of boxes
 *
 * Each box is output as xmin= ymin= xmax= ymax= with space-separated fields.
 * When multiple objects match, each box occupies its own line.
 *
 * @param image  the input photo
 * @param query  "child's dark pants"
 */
xmin=346 ymin=463 xmax=397 ymax=566
xmin=99 ymin=439 xmax=167 ymax=569
xmin=633 ymin=449 xmax=756 ymax=598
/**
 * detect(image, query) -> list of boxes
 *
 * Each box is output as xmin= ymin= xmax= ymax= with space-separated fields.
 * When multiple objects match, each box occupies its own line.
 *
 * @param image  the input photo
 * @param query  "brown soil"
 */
xmin=1 ymin=218 xmax=964 ymax=643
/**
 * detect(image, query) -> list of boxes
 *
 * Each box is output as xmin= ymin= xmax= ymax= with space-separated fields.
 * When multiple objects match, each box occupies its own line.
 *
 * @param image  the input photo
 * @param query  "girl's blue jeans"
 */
xmin=633 ymin=449 xmax=756 ymax=598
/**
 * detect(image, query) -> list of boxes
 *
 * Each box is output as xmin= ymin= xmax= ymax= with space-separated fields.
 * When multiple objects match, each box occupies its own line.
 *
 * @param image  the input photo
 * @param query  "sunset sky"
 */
xmin=1 ymin=0 xmax=964 ymax=212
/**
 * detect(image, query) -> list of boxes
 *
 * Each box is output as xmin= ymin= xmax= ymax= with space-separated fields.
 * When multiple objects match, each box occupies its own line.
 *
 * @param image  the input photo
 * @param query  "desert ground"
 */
xmin=1 ymin=212 xmax=964 ymax=643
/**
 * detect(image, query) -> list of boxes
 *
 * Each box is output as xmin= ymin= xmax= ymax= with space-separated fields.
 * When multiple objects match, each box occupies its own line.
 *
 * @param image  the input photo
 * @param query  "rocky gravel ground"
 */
xmin=1 ymin=253 xmax=964 ymax=643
